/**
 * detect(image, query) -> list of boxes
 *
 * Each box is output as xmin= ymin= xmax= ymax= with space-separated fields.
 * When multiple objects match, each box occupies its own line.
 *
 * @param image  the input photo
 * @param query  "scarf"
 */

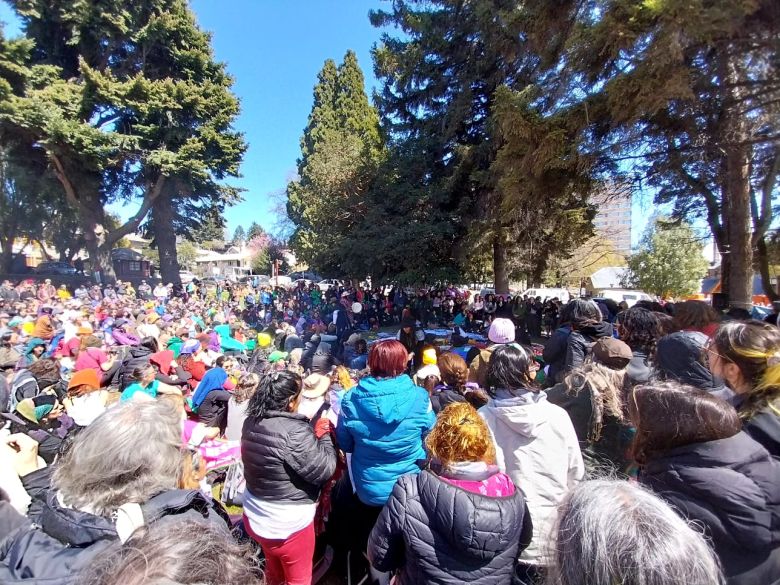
xmin=191 ymin=367 xmax=228 ymax=409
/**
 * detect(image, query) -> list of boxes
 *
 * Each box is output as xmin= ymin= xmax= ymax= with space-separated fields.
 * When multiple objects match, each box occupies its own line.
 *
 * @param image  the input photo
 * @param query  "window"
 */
xmin=129 ymin=261 xmax=141 ymax=272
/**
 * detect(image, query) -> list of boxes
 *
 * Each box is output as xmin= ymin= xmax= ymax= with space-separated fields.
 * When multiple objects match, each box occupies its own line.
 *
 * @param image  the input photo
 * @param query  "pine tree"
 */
xmin=287 ymin=51 xmax=384 ymax=276
xmin=0 ymin=0 xmax=245 ymax=282
xmin=232 ymin=225 xmax=246 ymax=245
xmin=368 ymin=0 xmax=597 ymax=289
xmin=246 ymin=222 xmax=265 ymax=241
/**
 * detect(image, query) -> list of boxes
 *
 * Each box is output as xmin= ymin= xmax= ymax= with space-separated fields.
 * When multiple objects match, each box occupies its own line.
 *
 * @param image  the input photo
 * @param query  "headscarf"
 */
xmin=191 ymin=367 xmax=229 ymax=409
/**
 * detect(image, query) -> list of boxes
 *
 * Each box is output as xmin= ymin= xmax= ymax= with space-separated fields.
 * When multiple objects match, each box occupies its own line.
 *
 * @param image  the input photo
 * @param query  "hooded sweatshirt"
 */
xmin=479 ymin=388 xmax=584 ymax=565
xmin=655 ymin=331 xmax=734 ymax=401
xmin=337 ymin=374 xmax=436 ymax=506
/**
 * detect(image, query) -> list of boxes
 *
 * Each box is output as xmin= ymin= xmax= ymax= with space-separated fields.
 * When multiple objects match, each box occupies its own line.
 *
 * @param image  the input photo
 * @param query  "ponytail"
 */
xmin=245 ymin=370 xmax=302 ymax=421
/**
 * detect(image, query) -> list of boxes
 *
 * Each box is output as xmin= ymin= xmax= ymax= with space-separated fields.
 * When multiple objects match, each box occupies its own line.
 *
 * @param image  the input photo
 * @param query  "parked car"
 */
xmin=287 ymin=270 xmax=322 ymax=282
xmin=35 ymin=261 xmax=76 ymax=275
xmin=595 ymin=289 xmax=653 ymax=307
xmin=519 ymin=287 xmax=571 ymax=303
xmin=317 ymin=278 xmax=343 ymax=292
xmin=179 ymin=270 xmax=196 ymax=284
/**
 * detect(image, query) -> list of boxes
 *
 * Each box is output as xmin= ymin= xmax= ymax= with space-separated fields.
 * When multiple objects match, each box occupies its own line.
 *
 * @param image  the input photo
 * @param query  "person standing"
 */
xmin=242 ymin=371 xmax=336 ymax=585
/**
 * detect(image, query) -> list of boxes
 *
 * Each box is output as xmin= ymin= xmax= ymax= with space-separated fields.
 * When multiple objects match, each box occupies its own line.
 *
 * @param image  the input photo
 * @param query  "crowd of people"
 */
xmin=1 ymin=275 xmax=779 ymax=585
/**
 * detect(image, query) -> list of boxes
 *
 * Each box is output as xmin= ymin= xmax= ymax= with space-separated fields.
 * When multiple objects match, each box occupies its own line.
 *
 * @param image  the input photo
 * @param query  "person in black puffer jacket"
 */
xmin=369 ymin=402 xmax=530 ymax=585
xmin=631 ymin=381 xmax=780 ymax=585
xmin=0 ymin=399 xmax=230 ymax=585
xmin=241 ymin=370 xmax=336 ymax=585
xmin=116 ymin=337 xmax=157 ymax=389
xmin=563 ymin=300 xmax=613 ymax=376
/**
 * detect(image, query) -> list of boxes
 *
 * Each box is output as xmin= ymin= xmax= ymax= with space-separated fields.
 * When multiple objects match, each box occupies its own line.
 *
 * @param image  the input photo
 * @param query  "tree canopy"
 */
xmin=625 ymin=218 xmax=709 ymax=298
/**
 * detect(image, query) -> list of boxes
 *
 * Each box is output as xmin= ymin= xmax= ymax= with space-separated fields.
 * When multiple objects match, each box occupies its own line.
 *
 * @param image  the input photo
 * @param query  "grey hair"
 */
xmin=53 ymin=400 xmax=184 ymax=516
xmin=546 ymin=480 xmax=724 ymax=585
xmin=81 ymin=519 xmax=261 ymax=585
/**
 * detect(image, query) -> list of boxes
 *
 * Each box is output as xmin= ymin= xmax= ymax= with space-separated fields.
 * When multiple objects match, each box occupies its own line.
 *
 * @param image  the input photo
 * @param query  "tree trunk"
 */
xmin=756 ymin=237 xmax=779 ymax=302
xmin=493 ymin=232 xmax=509 ymax=295
xmin=79 ymin=196 xmax=116 ymax=284
xmin=153 ymin=196 xmax=181 ymax=285
xmin=0 ymin=235 xmax=14 ymax=274
xmin=718 ymin=50 xmax=753 ymax=309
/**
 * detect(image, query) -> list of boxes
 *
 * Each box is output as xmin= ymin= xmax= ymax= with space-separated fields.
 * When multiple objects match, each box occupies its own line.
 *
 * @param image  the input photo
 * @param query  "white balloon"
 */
xmin=352 ymin=302 xmax=362 ymax=313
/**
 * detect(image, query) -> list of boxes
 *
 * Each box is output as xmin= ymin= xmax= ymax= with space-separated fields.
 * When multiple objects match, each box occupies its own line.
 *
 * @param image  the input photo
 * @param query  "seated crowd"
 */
xmin=0 ymin=279 xmax=779 ymax=585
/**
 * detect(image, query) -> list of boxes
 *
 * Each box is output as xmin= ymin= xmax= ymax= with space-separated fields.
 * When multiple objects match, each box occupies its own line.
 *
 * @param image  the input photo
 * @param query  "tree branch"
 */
xmin=104 ymin=174 xmax=167 ymax=247
xmin=49 ymin=153 xmax=85 ymax=212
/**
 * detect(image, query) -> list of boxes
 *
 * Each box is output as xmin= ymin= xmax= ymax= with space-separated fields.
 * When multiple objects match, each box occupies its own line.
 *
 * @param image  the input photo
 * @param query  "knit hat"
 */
xmin=422 ymin=347 xmax=437 ymax=365
xmin=488 ymin=318 xmax=515 ymax=344
xmin=77 ymin=326 xmax=93 ymax=336
xmin=68 ymin=368 xmax=100 ymax=391
xmin=146 ymin=312 xmax=160 ymax=324
xmin=592 ymin=337 xmax=633 ymax=370
xmin=257 ymin=332 xmax=272 ymax=348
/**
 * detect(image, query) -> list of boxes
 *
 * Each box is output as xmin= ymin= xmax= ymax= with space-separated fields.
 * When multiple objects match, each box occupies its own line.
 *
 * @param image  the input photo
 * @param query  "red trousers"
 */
xmin=244 ymin=516 xmax=315 ymax=585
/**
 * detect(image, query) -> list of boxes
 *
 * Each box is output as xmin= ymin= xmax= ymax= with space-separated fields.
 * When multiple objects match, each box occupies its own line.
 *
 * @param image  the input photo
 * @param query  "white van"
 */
xmin=520 ymin=287 xmax=571 ymax=303
xmin=596 ymin=289 xmax=652 ymax=307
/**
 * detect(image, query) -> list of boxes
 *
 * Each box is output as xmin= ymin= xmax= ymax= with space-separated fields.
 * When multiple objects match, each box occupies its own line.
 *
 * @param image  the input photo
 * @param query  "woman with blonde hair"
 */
xmin=707 ymin=320 xmax=780 ymax=456
xmin=368 ymin=402 xmax=528 ymax=584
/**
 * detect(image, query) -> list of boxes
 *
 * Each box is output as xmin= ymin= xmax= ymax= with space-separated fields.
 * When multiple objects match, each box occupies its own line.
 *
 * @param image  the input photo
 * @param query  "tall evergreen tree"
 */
xmin=287 ymin=51 xmax=384 ymax=276
xmin=232 ymin=225 xmax=246 ymax=245
xmin=0 ymin=0 xmax=245 ymax=282
xmin=369 ymin=1 xmax=598 ymax=291
xmin=246 ymin=221 xmax=265 ymax=241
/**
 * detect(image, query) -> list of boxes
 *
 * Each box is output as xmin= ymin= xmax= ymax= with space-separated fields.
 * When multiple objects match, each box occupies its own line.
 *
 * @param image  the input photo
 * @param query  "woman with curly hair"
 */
xmin=615 ymin=306 xmax=663 ymax=386
xmin=368 ymin=402 xmax=529 ymax=584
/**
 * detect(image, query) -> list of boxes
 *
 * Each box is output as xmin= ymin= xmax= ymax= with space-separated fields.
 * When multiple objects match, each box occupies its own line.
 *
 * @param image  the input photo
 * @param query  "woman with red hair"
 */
xmin=336 ymin=340 xmax=435 ymax=550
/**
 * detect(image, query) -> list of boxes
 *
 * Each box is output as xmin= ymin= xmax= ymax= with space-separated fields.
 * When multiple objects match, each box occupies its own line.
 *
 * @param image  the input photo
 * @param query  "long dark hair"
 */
xmin=487 ymin=344 xmax=538 ymax=395
xmin=245 ymin=370 xmax=302 ymax=420
xmin=629 ymin=381 xmax=741 ymax=465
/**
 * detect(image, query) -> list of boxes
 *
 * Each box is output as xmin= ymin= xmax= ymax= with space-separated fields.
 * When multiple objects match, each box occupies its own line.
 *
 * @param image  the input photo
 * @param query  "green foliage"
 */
xmin=192 ymin=208 xmax=226 ymax=244
xmin=367 ymin=0 xmax=602 ymax=288
xmin=0 ymin=0 xmax=245 ymax=280
xmin=176 ymin=240 xmax=198 ymax=269
xmin=624 ymin=219 xmax=709 ymax=298
xmin=287 ymin=50 xmax=384 ymax=276
xmin=246 ymin=221 xmax=265 ymax=241
xmin=232 ymin=225 xmax=246 ymax=245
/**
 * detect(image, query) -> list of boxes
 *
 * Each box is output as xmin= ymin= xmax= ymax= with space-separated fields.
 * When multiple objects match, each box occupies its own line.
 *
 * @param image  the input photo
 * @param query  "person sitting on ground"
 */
xmin=350 ymin=338 xmax=369 ymax=370
xmin=479 ymin=344 xmax=584 ymax=582
xmin=546 ymin=480 xmax=725 ymax=585
xmin=630 ymin=381 xmax=780 ymax=585
xmin=224 ymin=372 xmax=260 ymax=441
xmin=0 ymin=400 xmax=231 ymax=584
xmin=119 ymin=364 xmax=182 ymax=402
xmin=63 ymin=368 xmax=109 ymax=427
xmin=368 ymin=402 xmax=530 ymax=584
xmin=191 ymin=356 xmax=237 ymax=433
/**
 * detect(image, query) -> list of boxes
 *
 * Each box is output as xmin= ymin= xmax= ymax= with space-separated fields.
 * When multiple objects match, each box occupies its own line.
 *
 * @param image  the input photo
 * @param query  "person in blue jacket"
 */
xmin=336 ymin=339 xmax=435 ymax=551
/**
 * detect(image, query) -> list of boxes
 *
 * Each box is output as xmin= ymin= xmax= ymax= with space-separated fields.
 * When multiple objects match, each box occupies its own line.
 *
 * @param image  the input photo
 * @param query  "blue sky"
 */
xmin=0 ymin=1 xmax=653 ymax=247
xmin=0 ymin=1 xmax=385 ymax=238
